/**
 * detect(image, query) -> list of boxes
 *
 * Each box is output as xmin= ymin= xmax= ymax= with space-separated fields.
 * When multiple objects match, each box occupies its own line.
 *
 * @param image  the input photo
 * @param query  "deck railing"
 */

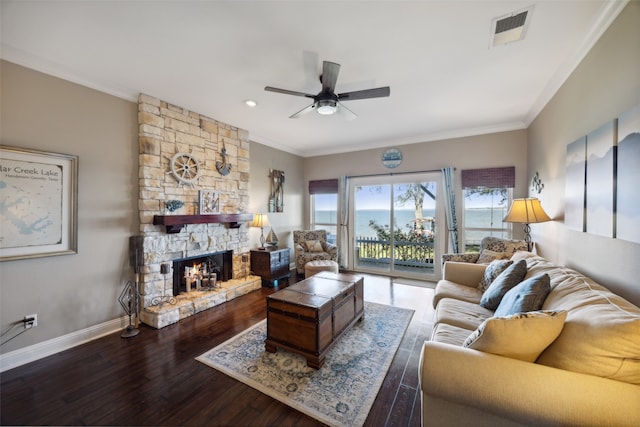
xmin=355 ymin=236 xmax=434 ymax=269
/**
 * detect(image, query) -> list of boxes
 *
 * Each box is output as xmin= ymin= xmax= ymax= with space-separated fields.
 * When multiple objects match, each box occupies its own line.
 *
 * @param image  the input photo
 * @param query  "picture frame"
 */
xmin=199 ymin=190 xmax=220 ymax=215
xmin=1 ymin=146 xmax=78 ymax=261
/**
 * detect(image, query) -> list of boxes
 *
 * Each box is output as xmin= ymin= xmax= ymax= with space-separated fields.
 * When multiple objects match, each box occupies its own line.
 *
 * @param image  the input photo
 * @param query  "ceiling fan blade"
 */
xmin=338 ymin=86 xmax=390 ymax=101
xmin=336 ymin=102 xmax=357 ymax=121
xmin=265 ymin=86 xmax=315 ymax=98
xmin=321 ymin=61 xmax=340 ymax=93
xmin=289 ymin=103 xmax=316 ymax=119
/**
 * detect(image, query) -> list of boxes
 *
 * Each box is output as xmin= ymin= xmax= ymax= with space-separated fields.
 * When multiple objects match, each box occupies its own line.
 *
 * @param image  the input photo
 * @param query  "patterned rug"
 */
xmin=196 ymin=301 xmax=414 ymax=427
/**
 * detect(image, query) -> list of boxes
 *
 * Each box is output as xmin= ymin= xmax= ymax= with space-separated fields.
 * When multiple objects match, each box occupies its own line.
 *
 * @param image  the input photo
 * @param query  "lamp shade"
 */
xmin=503 ymin=198 xmax=551 ymax=224
xmin=252 ymin=213 xmax=270 ymax=228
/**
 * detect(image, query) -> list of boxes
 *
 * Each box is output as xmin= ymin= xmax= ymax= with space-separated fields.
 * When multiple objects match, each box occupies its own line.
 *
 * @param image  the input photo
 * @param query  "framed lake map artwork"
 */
xmin=0 ymin=146 xmax=78 ymax=261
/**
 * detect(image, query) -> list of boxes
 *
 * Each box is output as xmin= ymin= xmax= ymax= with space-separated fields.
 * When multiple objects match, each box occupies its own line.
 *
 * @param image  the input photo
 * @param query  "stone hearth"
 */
xmin=141 ymin=276 xmax=261 ymax=329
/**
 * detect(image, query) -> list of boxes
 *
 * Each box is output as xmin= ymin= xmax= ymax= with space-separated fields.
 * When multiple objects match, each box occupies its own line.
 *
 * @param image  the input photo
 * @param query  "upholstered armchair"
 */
xmin=293 ymin=230 xmax=338 ymax=275
xmin=441 ymin=236 xmax=528 ymax=265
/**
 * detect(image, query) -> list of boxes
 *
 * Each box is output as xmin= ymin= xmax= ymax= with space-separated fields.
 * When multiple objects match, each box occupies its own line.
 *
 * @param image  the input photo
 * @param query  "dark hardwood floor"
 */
xmin=1 ymin=272 xmax=435 ymax=426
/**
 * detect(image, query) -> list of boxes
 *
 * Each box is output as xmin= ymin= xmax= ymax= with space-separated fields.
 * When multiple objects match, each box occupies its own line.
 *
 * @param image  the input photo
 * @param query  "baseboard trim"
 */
xmin=0 ymin=315 xmax=128 ymax=373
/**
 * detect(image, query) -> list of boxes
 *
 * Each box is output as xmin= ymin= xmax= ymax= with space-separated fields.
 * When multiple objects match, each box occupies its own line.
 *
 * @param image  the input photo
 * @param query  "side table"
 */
xmin=250 ymin=247 xmax=291 ymax=287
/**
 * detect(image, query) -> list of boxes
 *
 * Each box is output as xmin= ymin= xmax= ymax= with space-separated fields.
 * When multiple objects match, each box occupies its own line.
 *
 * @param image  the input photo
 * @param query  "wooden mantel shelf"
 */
xmin=153 ymin=213 xmax=254 ymax=234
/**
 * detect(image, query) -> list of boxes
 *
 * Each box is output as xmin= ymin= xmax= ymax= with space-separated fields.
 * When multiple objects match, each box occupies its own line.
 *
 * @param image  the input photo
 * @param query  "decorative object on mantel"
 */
xmin=252 ymin=213 xmax=270 ymax=249
xmin=269 ymin=169 xmax=285 ymax=212
xmin=167 ymin=152 xmax=201 ymax=186
xmin=503 ymin=198 xmax=552 ymax=251
xmin=165 ymin=199 xmax=184 ymax=214
xmin=266 ymin=228 xmax=279 ymax=247
xmin=530 ymin=171 xmax=544 ymax=195
xmin=216 ymin=141 xmax=232 ymax=176
xmin=153 ymin=213 xmax=254 ymax=233
xmin=199 ymin=190 xmax=220 ymax=214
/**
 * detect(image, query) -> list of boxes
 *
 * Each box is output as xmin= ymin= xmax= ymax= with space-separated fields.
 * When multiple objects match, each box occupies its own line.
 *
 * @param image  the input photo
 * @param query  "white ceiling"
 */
xmin=1 ymin=1 xmax=626 ymax=157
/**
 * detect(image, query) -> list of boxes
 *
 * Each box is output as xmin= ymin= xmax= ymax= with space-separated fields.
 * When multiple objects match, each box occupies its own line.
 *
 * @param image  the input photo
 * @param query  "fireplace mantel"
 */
xmin=153 ymin=213 xmax=254 ymax=233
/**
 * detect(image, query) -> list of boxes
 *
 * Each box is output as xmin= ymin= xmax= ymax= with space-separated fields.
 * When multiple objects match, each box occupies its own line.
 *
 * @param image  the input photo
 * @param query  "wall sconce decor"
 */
xmin=269 ymin=169 xmax=284 ymax=212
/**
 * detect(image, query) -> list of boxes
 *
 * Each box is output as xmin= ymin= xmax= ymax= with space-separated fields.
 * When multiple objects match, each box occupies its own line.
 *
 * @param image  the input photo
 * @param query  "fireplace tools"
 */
xmin=151 ymin=263 xmax=177 ymax=308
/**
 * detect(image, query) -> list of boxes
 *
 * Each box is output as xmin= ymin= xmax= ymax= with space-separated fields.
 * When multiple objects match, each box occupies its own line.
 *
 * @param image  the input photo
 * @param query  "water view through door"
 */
xmin=350 ymin=173 xmax=441 ymax=280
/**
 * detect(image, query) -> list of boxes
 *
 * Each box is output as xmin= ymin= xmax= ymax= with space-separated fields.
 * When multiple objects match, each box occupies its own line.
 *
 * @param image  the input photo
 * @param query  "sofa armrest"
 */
xmin=442 ymin=261 xmax=487 ymax=288
xmin=419 ymin=341 xmax=640 ymax=426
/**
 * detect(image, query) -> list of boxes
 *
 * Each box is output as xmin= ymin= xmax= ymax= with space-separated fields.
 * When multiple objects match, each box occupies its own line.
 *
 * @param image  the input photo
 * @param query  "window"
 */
xmin=461 ymin=167 xmax=515 ymax=252
xmin=309 ymin=180 xmax=338 ymax=245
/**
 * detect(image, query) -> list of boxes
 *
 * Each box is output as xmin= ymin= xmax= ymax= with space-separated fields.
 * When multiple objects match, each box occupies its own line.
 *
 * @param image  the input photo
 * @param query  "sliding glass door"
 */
xmin=350 ymin=172 xmax=442 ymax=280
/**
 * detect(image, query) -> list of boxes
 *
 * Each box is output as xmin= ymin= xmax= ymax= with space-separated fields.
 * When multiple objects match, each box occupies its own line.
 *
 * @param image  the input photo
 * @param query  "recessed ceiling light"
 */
xmin=244 ymin=99 xmax=257 ymax=107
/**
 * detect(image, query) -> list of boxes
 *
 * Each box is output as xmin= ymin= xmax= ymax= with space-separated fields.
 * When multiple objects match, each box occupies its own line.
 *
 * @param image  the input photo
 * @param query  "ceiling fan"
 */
xmin=265 ymin=61 xmax=390 ymax=120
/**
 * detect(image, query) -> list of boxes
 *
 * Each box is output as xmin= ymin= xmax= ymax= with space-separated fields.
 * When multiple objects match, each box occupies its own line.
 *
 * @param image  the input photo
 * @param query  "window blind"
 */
xmin=461 ymin=167 xmax=515 ymax=189
xmin=309 ymin=179 xmax=339 ymax=194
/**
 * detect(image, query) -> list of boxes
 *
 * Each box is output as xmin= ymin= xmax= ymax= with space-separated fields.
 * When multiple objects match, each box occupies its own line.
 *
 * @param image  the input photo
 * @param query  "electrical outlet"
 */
xmin=24 ymin=313 xmax=38 ymax=329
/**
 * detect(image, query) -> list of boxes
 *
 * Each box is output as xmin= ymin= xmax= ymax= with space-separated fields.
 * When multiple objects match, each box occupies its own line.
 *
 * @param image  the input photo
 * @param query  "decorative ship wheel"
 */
xmin=168 ymin=152 xmax=201 ymax=186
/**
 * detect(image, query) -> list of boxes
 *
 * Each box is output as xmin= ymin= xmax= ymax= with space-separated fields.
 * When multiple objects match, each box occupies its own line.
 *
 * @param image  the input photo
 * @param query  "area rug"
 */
xmin=196 ymin=301 xmax=414 ymax=427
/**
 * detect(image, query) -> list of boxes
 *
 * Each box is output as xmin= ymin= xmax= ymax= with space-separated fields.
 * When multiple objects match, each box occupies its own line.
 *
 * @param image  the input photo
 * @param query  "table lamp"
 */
xmin=503 ymin=198 xmax=551 ymax=251
xmin=252 ymin=213 xmax=270 ymax=249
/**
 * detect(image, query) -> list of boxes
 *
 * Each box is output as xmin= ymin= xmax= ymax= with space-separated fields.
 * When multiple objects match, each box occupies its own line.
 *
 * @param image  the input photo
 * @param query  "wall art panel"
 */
xmin=565 ymin=136 xmax=587 ymax=232
xmin=585 ymin=121 xmax=615 ymax=238
xmin=616 ymin=104 xmax=640 ymax=244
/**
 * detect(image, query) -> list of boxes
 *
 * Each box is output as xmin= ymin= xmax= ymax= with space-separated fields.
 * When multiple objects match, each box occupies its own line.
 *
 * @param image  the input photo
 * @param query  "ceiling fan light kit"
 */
xmin=265 ymin=60 xmax=390 ymax=120
xmin=316 ymin=99 xmax=337 ymax=115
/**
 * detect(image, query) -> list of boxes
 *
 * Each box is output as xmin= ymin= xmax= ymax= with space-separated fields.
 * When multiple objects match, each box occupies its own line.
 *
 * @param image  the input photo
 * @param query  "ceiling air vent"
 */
xmin=490 ymin=6 xmax=533 ymax=47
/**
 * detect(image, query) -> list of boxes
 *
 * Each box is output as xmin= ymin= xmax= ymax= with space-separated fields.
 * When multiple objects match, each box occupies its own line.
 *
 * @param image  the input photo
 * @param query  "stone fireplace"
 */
xmin=135 ymin=94 xmax=260 ymax=329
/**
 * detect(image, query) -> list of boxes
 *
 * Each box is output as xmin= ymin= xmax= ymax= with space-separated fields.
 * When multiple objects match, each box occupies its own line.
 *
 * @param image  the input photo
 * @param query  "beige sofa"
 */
xmin=420 ymin=251 xmax=640 ymax=426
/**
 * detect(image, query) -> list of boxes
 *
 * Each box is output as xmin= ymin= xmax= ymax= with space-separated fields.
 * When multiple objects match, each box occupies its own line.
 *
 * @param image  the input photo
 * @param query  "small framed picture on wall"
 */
xmin=199 ymin=190 xmax=220 ymax=215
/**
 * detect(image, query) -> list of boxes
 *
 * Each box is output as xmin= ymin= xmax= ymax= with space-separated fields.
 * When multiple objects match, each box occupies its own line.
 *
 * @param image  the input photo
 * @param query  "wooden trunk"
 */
xmin=265 ymin=272 xmax=364 ymax=369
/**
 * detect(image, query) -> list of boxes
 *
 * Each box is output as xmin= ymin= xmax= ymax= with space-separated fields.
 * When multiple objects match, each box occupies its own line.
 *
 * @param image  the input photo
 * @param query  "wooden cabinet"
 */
xmin=250 ymin=248 xmax=290 ymax=287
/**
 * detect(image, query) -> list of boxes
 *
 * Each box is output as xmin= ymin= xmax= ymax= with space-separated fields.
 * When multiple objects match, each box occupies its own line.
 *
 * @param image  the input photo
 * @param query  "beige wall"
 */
xmin=1 ymin=61 xmax=138 ymax=353
xmin=303 ymin=130 xmax=529 ymax=244
xmin=528 ymin=2 xmax=640 ymax=305
xmin=248 ymin=141 xmax=305 ymax=259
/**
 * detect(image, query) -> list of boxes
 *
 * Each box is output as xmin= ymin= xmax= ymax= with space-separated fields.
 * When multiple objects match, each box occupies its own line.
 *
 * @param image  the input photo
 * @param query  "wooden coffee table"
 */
xmin=265 ymin=272 xmax=364 ymax=369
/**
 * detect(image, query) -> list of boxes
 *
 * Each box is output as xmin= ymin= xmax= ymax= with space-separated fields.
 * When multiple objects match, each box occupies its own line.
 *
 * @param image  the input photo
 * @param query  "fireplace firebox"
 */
xmin=172 ymin=250 xmax=233 ymax=296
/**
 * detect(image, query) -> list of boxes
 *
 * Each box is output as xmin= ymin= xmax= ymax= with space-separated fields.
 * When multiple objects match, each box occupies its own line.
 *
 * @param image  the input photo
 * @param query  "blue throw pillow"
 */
xmin=480 ymin=259 xmax=528 ymax=310
xmin=494 ymin=273 xmax=551 ymax=317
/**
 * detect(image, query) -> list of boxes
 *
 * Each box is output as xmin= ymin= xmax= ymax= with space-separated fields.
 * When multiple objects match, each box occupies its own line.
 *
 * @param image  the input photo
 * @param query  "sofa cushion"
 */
xmin=477 ymin=249 xmax=506 ymax=264
xmin=430 ymin=322 xmax=474 ymax=346
xmin=537 ymin=273 xmax=640 ymax=386
xmin=463 ymin=310 xmax=567 ymax=362
xmin=494 ymin=273 xmax=551 ymax=317
xmin=480 ymin=259 xmax=528 ymax=310
xmin=478 ymin=259 xmax=513 ymax=291
xmin=435 ymin=298 xmax=494 ymax=331
xmin=433 ymin=280 xmax=483 ymax=308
